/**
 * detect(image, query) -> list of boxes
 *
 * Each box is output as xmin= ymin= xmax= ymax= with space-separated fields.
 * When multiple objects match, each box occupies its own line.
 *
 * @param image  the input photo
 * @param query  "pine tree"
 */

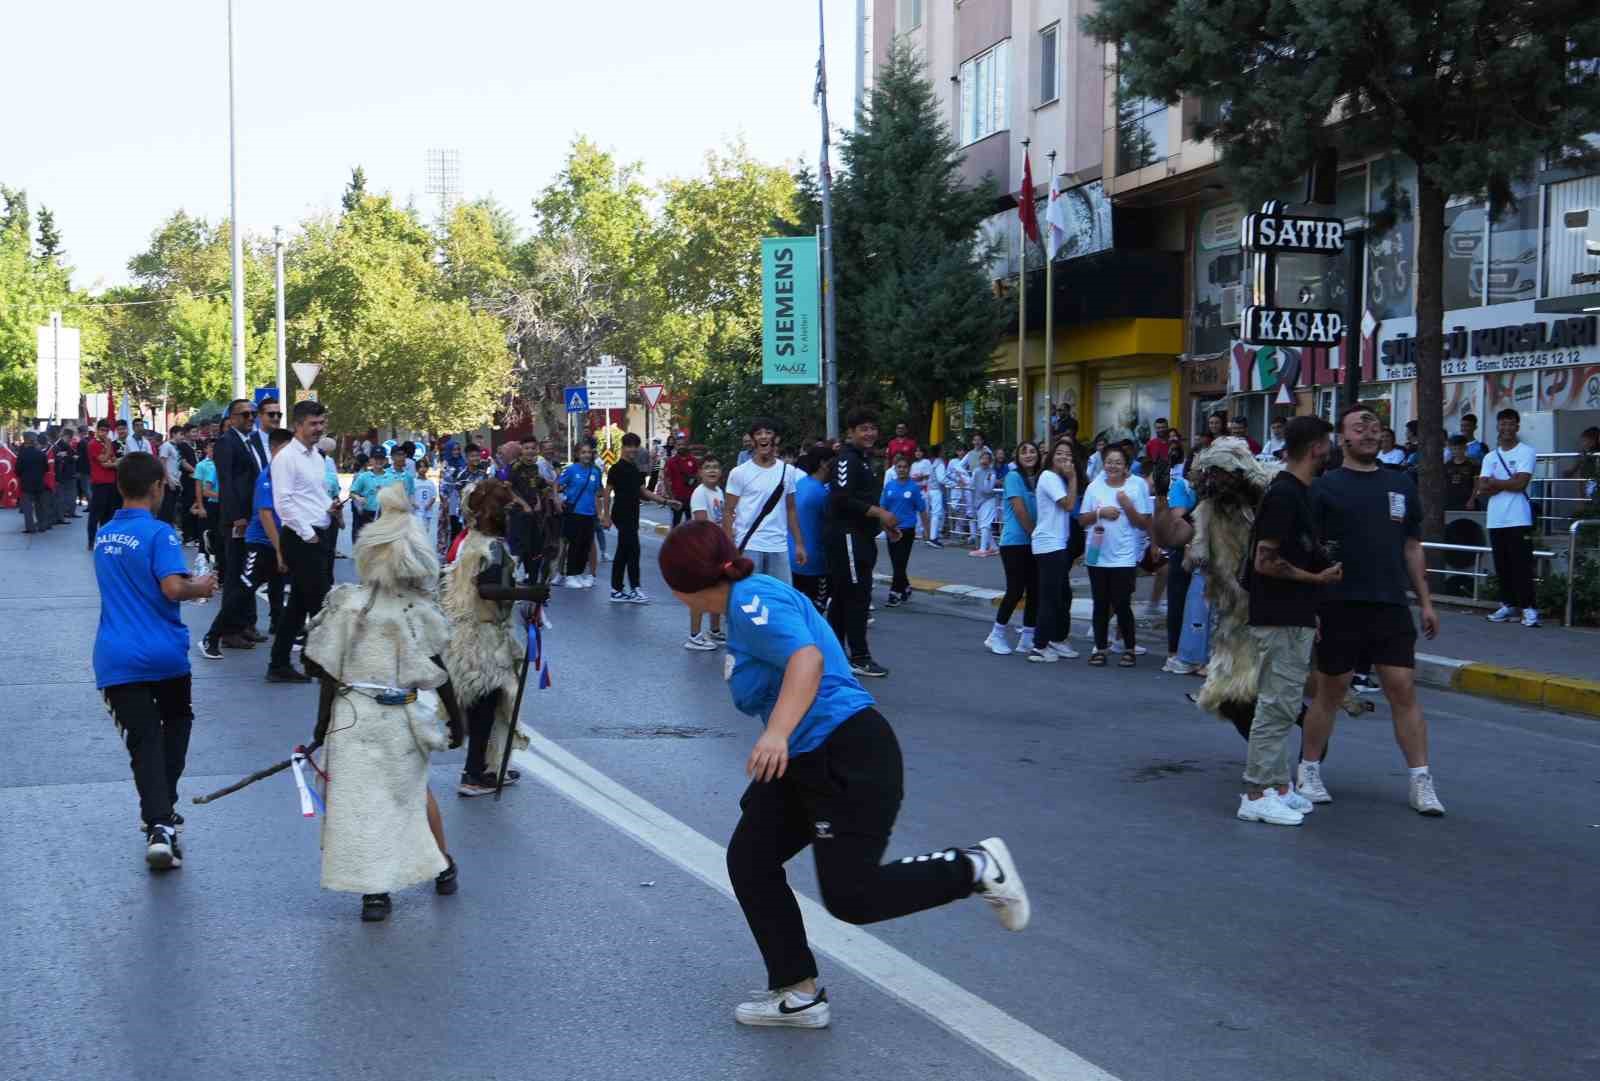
xmin=1085 ymin=0 xmax=1600 ymax=538
xmin=832 ymin=40 xmax=1008 ymax=445
xmin=35 ymin=207 xmax=62 ymax=262
xmin=341 ymin=166 xmax=368 ymax=213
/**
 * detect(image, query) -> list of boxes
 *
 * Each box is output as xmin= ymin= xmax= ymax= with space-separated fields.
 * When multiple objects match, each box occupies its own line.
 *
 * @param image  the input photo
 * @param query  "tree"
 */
xmin=35 ymin=207 xmax=62 ymax=263
xmin=830 ymin=41 xmax=1008 ymax=444
xmin=440 ymin=199 xmax=520 ymax=305
xmin=341 ymin=166 xmax=368 ymax=213
xmin=1085 ymin=0 xmax=1600 ymax=538
xmin=0 ymin=184 xmax=74 ymax=417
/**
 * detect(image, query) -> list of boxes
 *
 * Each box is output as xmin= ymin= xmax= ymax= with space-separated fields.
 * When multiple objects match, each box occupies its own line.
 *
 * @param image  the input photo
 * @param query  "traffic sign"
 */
xmin=585 ymin=364 xmax=627 ymax=409
xmin=294 ymin=389 xmax=318 ymax=403
xmin=292 ymin=362 xmax=322 ymax=389
xmin=563 ymin=386 xmax=590 ymax=414
xmin=639 ymin=383 xmax=664 ymax=409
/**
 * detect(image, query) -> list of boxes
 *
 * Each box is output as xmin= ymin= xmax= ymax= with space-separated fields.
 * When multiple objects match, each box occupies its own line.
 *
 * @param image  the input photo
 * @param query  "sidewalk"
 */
xmin=639 ymin=507 xmax=1600 ymax=719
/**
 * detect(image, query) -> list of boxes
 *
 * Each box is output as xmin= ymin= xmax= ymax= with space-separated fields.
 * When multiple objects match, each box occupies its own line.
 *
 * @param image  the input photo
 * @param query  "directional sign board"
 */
xmin=585 ymin=365 xmax=627 ymax=409
xmin=563 ymin=386 xmax=590 ymax=414
xmin=639 ymin=383 xmax=664 ymax=409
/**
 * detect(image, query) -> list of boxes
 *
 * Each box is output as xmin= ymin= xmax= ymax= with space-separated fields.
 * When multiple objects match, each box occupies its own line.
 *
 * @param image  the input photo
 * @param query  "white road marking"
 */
xmin=513 ymin=733 xmax=1120 ymax=1081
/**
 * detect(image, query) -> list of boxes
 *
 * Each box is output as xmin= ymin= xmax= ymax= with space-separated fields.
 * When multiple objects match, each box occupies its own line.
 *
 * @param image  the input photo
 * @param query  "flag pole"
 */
xmin=1044 ymin=151 xmax=1056 ymax=439
xmin=1017 ymin=139 xmax=1030 ymax=444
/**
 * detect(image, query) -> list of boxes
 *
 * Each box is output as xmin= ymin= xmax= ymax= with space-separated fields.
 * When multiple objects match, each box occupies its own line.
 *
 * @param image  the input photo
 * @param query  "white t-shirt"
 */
xmin=725 ymin=459 xmax=796 ymax=553
xmin=1080 ymin=474 xmax=1152 ymax=568
xmin=690 ymin=483 xmax=724 ymax=525
xmin=1031 ymin=470 xmax=1071 ymax=555
xmin=1480 ymin=441 xmax=1536 ymax=529
xmin=909 ymin=457 xmax=933 ymax=494
xmin=158 ymin=440 xmax=181 ymax=486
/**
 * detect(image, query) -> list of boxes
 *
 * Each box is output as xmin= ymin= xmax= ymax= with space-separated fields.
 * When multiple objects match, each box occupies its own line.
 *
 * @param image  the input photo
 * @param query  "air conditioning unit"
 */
xmin=1219 ymin=284 xmax=1244 ymax=326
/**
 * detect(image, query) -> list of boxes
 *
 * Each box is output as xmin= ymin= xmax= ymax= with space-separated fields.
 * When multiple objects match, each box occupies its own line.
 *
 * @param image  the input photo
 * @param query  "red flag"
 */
xmin=1017 ymin=152 xmax=1041 ymax=246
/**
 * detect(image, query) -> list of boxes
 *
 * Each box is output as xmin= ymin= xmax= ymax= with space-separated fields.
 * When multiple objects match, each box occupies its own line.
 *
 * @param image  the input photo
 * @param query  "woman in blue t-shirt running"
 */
xmin=658 ymin=522 xmax=1030 ymax=1030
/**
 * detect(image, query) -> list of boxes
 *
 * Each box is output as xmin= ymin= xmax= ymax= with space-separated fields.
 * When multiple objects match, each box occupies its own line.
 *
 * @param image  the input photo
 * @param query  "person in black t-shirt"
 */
xmin=1441 ymin=435 xmax=1479 ymax=512
xmin=1237 ymin=417 xmax=1341 ymax=826
xmin=601 ymin=432 xmax=679 ymax=602
xmin=1300 ymin=404 xmax=1445 ymax=817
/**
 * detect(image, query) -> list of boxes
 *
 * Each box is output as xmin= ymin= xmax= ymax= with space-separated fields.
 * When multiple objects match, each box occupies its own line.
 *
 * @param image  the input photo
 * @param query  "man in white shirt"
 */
xmin=266 ymin=400 xmax=337 ymax=680
xmin=723 ymin=418 xmax=805 ymax=584
xmin=124 ymin=417 xmax=154 ymax=455
xmin=909 ymin=451 xmax=934 ymax=539
xmin=157 ymin=432 xmax=183 ymax=524
xmin=1477 ymin=407 xmax=1539 ymax=627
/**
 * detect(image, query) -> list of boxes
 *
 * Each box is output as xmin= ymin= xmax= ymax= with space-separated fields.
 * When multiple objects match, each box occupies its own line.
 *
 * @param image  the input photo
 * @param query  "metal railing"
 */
xmin=1530 ymin=452 xmax=1598 ymax=536
xmin=1567 ymin=519 xmax=1600 ymax=628
xmin=1421 ymin=540 xmax=1557 ymax=609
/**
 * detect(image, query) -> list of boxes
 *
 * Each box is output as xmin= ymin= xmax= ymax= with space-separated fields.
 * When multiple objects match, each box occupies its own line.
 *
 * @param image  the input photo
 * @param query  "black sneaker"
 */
xmin=885 ymin=592 xmax=902 ymax=608
xmin=199 ymin=638 xmax=223 ymax=660
xmin=265 ymin=666 xmax=313 ymax=683
xmin=145 ymin=823 xmax=182 ymax=870
xmin=850 ymin=658 xmax=890 ymax=678
xmin=435 ymin=855 xmax=459 ymax=895
xmin=360 ymin=893 xmax=392 ymax=922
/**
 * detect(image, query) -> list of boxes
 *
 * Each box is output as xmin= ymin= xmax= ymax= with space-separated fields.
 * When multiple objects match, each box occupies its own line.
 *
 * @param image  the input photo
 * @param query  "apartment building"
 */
xmin=872 ymin=0 xmax=1184 ymax=446
xmin=1098 ymin=47 xmax=1600 ymax=449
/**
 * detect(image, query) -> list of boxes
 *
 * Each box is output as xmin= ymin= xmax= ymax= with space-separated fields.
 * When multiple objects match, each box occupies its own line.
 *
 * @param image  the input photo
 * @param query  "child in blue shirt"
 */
xmin=93 ymin=451 xmax=217 ymax=870
xmin=658 ymin=521 xmax=1030 ymax=1029
xmin=879 ymin=453 xmax=926 ymax=606
xmin=242 ymin=429 xmax=292 ymax=632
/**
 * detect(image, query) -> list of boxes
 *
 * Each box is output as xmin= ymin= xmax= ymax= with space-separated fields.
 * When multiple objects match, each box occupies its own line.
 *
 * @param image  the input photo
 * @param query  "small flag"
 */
xmin=1018 ymin=153 xmax=1041 ymax=246
xmin=1045 ymin=174 xmax=1069 ymax=260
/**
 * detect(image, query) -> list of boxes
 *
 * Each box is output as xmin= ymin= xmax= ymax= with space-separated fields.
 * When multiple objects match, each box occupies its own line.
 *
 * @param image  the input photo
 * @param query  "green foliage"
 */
xmin=831 ymin=40 xmax=1008 ymax=444
xmin=35 ymin=207 xmax=62 ymax=262
xmin=1084 ymin=0 xmax=1600 ymax=540
xmin=0 ymin=185 xmax=75 ymax=416
xmin=1537 ymin=556 xmax=1600 ymax=626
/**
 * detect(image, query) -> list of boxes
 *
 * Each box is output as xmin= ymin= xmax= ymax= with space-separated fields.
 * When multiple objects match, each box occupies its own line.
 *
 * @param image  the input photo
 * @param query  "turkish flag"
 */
xmin=1018 ymin=153 xmax=1041 ymax=246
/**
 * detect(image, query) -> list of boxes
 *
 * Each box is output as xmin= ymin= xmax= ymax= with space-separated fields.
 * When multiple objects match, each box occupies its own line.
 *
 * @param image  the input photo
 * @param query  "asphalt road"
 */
xmin=2 ymin=512 xmax=1597 ymax=1081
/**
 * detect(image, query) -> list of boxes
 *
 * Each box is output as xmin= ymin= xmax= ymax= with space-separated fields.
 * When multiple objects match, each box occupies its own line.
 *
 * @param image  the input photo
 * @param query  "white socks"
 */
xmin=1408 ymin=765 xmax=1430 ymax=779
xmin=992 ymin=622 xmax=1007 ymax=636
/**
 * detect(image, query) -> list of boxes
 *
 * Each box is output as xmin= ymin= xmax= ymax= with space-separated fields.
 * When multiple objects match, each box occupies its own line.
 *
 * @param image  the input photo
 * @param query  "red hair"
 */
xmin=658 ymin=521 xmax=754 ymax=593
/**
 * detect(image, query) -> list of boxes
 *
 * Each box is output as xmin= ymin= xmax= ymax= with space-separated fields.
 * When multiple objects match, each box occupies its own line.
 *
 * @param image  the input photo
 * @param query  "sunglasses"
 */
xmin=263 ymin=411 xmax=282 ymax=419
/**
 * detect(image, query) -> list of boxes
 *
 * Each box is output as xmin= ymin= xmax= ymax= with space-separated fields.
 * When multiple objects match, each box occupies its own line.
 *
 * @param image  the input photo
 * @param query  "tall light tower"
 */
xmin=227 ymin=0 xmax=246 ymax=398
xmin=425 ymin=148 xmax=462 ymax=224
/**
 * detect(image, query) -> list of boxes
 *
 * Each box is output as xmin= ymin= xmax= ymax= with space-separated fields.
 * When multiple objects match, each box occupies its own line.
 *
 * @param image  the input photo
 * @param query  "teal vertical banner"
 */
xmin=761 ymin=236 xmax=820 ymax=385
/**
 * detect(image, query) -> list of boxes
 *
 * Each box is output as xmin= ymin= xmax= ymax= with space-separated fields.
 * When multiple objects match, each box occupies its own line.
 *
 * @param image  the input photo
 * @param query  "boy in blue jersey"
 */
xmin=660 ymin=521 xmax=1029 ymax=1030
xmin=93 ymin=453 xmax=217 ymax=870
xmin=879 ymin=453 xmax=926 ymax=606
xmin=789 ymin=448 xmax=833 ymax=615
xmin=238 ymin=428 xmax=294 ymax=646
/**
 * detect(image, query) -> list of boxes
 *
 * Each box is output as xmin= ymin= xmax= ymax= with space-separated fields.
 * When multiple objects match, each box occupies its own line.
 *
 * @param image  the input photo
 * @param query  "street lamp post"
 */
xmin=817 ymin=0 xmax=841 ymax=439
xmin=274 ymin=226 xmax=286 ymax=400
xmin=227 ymin=0 xmax=246 ymax=399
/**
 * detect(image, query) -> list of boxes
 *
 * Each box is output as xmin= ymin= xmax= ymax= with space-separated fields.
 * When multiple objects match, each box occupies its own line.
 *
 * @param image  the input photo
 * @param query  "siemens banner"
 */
xmin=760 ymin=236 xmax=820 ymax=385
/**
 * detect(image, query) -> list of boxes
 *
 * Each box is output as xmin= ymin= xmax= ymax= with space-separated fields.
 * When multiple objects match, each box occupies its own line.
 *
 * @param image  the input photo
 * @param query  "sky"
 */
xmin=0 ymin=0 xmax=861 ymax=291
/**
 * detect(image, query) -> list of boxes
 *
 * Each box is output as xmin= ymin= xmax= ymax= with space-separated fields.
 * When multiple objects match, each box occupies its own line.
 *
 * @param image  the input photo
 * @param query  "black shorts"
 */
xmin=1315 ymin=601 xmax=1416 ymax=676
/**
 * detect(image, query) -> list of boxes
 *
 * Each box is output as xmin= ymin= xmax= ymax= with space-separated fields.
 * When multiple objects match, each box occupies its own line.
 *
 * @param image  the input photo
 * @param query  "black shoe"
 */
xmin=220 ymin=634 xmax=256 ymax=650
xmin=850 ymin=658 xmax=890 ymax=678
xmin=360 ymin=893 xmax=392 ymax=922
xmin=265 ymin=666 xmax=313 ymax=683
xmin=199 ymin=638 xmax=223 ymax=660
xmin=435 ymin=855 xmax=459 ymax=895
xmin=243 ymin=628 xmax=269 ymax=644
xmin=885 ymin=592 xmax=902 ymax=608
xmin=145 ymin=823 xmax=183 ymax=870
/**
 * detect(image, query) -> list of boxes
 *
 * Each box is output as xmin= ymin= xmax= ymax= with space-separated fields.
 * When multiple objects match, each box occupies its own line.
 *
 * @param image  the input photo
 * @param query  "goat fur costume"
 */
xmin=440 ymin=530 xmax=532 ymax=771
xmin=303 ymin=485 xmax=451 ymax=894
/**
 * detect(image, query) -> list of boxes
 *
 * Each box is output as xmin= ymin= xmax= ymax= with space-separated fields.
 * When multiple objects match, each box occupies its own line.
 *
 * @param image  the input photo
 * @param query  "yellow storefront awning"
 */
xmin=990 ymin=317 xmax=1185 ymax=372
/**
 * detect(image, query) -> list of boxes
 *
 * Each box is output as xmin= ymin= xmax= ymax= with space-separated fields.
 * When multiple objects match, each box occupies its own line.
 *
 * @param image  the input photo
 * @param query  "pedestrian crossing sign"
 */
xmin=564 ymin=386 xmax=590 ymax=414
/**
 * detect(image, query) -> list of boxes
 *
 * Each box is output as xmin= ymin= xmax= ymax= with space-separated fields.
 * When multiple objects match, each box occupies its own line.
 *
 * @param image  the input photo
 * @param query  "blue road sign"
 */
xmin=253 ymin=386 xmax=279 ymax=407
xmin=564 ymin=386 xmax=590 ymax=414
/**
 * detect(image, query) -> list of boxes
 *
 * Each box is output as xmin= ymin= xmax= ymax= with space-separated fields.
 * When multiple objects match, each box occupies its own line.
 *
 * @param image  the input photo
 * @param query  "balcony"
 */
xmin=1004 ymin=247 xmax=1184 ymax=334
xmin=959 ymin=130 xmax=1012 ymax=194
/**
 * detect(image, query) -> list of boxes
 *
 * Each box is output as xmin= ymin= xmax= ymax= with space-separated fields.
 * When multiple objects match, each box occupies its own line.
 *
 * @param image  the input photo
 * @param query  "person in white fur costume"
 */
xmin=302 ymin=483 xmax=467 ymax=922
xmin=441 ymin=478 xmax=550 ymax=798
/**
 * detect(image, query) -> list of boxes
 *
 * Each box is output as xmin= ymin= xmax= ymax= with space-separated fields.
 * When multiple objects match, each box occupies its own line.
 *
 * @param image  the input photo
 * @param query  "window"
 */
xmin=1542 ymin=173 xmax=1600 ymax=301
xmin=959 ymin=41 xmax=1010 ymax=146
xmin=896 ymin=0 xmax=922 ymax=33
xmin=1036 ymin=24 xmax=1059 ymax=106
xmin=1115 ymin=61 xmax=1167 ymax=174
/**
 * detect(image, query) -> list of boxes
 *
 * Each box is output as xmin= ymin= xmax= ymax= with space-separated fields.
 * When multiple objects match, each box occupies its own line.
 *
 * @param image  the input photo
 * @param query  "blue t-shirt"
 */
xmin=244 ymin=466 xmax=278 ymax=546
xmin=194 ymin=459 xmax=218 ymax=501
xmin=880 ymin=475 xmax=926 ymax=530
xmin=389 ymin=467 xmax=415 ymax=497
xmin=93 ymin=509 xmax=192 ymax=689
xmin=1167 ymin=474 xmax=1197 ymax=514
xmin=790 ymin=474 xmax=829 ymax=576
xmin=560 ymin=463 xmax=603 ymax=517
xmin=1000 ymin=469 xmax=1037 ymax=546
xmin=726 ymin=575 xmax=875 ymax=754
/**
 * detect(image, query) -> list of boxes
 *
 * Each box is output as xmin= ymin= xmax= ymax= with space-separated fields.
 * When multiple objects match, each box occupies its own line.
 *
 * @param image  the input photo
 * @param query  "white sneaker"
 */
xmin=608 ymin=589 xmax=629 ymax=603
xmin=984 ymin=630 xmax=1013 ymax=655
xmin=1521 ymin=608 xmax=1540 ymax=627
xmin=1016 ymin=630 xmax=1035 ymax=654
xmin=561 ymin=577 xmax=585 ymax=589
xmin=1109 ymin=643 xmax=1148 ymax=656
xmin=683 ymin=633 xmax=717 ymax=651
xmin=969 ymin=837 xmax=1029 ymax=931
xmin=551 ymin=574 xmax=566 ymax=587
xmin=1049 ymin=642 xmax=1080 ymax=659
xmin=1237 ymin=790 xmax=1305 ymax=826
xmin=1162 ymin=656 xmax=1198 ymax=675
xmin=627 ymin=588 xmax=650 ymax=604
xmin=1486 ymin=604 xmax=1516 ymax=623
xmin=1025 ymin=647 xmax=1058 ymax=663
xmin=1281 ymin=786 xmax=1314 ymax=814
xmin=1409 ymin=772 xmax=1446 ymax=816
xmin=1296 ymin=761 xmax=1332 ymax=804
xmin=734 ymin=987 xmax=830 ymax=1028
xmin=580 ymin=574 xmax=596 ymax=588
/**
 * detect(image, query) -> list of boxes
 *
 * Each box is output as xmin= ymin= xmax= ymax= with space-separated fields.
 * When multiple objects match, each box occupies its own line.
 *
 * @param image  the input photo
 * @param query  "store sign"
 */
xmin=1241 ymin=211 xmax=1345 ymax=254
xmin=1242 ymin=306 xmax=1345 ymax=347
xmin=1380 ymin=314 xmax=1599 ymax=375
xmin=760 ymin=236 xmax=820 ymax=385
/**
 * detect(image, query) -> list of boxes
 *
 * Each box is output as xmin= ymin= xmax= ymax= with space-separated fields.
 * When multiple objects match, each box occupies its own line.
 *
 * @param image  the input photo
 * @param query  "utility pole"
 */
xmin=227 ymin=0 xmax=246 ymax=399
xmin=274 ymin=226 xmax=286 ymax=401
xmin=853 ymin=0 xmax=866 ymax=116
xmin=817 ymin=0 xmax=841 ymax=439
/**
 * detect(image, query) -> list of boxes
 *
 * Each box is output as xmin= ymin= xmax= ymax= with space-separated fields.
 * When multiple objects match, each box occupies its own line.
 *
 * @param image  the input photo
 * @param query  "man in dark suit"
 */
xmin=201 ymin=399 xmax=268 ymax=659
xmin=17 ymin=433 xmax=49 ymax=534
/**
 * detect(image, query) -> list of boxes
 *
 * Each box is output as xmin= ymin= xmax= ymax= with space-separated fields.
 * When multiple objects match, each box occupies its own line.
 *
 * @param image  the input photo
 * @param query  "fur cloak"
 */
xmin=440 ymin=531 xmax=531 ymax=771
